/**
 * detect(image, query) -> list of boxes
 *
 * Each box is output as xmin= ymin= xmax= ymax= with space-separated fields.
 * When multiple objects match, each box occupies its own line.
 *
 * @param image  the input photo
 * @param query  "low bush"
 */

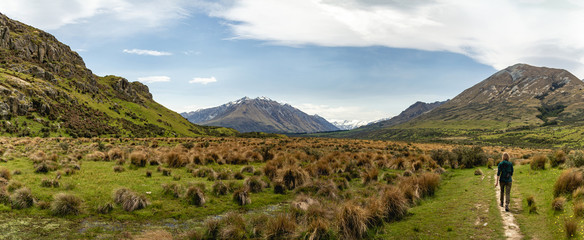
xmin=569 ymin=151 xmax=584 ymax=168
xmin=51 ymin=193 xmax=82 ymax=216
xmin=549 ymin=150 xmax=567 ymax=168
xmin=11 ymin=187 xmax=34 ymax=209
xmin=452 ymin=146 xmax=488 ymax=168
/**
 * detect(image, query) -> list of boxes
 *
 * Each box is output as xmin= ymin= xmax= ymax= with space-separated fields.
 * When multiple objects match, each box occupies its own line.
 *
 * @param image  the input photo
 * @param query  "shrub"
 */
xmin=430 ymin=149 xmax=456 ymax=167
xmin=554 ymin=169 xmax=584 ymax=197
xmin=233 ymin=188 xmax=251 ymax=206
xmin=565 ymin=218 xmax=578 ymax=238
xmin=265 ymin=213 xmax=297 ymax=240
xmin=129 ymin=151 xmax=148 ymax=167
xmin=552 ymin=197 xmax=566 ymax=211
xmin=185 ymin=186 xmax=205 ymax=206
xmin=0 ymin=168 xmax=10 ymax=180
xmin=51 ymin=193 xmax=82 ymax=216
xmin=526 ymin=196 xmax=535 ymax=207
xmin=381 ymin=186 xmax=409 ymax=221
xmin=212 ymin=181 xmax=229 ymax=196
xmin=11 ymin=187 xmax=34 ymax=209
xmin=113 ymin=188 xmax=148 ymax=212
xmin=530 ymin=155 xmax=547 ymax=170
xmin=569 ymin=151 xmax=584 ymax=168
xmin=337 ymin=201 xmax=369 ymax=239
xmin=280 ymin=166 xmax=310 ymax=190
xmin=97 ymin=203 xmax=114 ymax=214
xmin=452 ymin=146 xmax=488 ymax=168
xmin=245 ymin=176 xmax=266 ymax=193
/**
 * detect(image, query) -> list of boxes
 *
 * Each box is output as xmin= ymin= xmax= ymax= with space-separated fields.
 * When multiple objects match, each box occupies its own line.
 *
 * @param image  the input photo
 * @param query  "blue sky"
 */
xmin=2 ymin=0 xmax=583 ymax=122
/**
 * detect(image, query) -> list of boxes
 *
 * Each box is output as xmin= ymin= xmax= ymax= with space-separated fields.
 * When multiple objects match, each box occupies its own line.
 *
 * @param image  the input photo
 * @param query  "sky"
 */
xmin=1 ymin=0 xmax=584 ymax=123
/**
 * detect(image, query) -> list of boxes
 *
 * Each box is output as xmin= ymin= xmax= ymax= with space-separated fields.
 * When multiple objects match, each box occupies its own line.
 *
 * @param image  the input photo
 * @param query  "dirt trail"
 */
xmin=494 ymin=171 xmax=523 ymax=240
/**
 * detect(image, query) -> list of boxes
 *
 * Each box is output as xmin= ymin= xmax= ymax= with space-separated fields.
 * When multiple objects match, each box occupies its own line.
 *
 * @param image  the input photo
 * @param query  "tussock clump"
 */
xmin=233 ymin=172 xmax=244 ymax=180
xmin=0 ymin=168 xmax=10 ymax=180
xmin=574 ymin=201 xmax=584 ymax=217
xmin=34 ymin=161 xmax=55 ymax=173
xmin=193 ymin=167 xmax=214 ymax=178
xmin=219 ymin=212 xmax=247 ymax=239
xmin=280 ymin=166 xmax=310 ymax=190
xmin=305 ymin=218 xmax=334 ymax=240
xmin=86 ymin=151 xmax=106 ymax=161
xmin=565 ymin=218 xmax=578 ymax=238
xmin=97 ymin=203 xmax=114 ymax=214
xmin=474 ymin=169 xmax=483 ymax=175
xmin=11 ymin=187 xmax=34 ymax=209
xmin=166 ymin=150 xmax=188 ymax=168
xmin=273 ymin=181 xmax=286 ymax=194
xmin=552 ymin=197 xmax=566 ymax=211
xmin=417 ymin=172 xmax=441 ymax=197
xmin=113 ymin=165 xmax=125 ymax=173
xmin=161 ymin=183 xmax=183 ymax=198
xmin=37 ymin=200 xmax=50 ymax=210
xmin=381 ymin=186 xmax=409 ymax=221
xmin=0 ymin=177 xmax=7 ymax=188
xmin=244 ymin=176 xmax=266 ymax=193
xmin=337 ymin=201 xmax=369 ymax=239
xmin=402 ymin=170 xmax=413 ymax=177
xmin=526 ymin=196 xmax=535 ymax=207
xmin=0 ymin=187 xmax=9 ymax=205
xmin=249 ymin=214 xmax=269 ymax=239
xmin=212 ymin=181 xmax=229 ymax=196
xmin=107 ymin=148 xmax=124 ymax=161
xmin=361 ymin=168 xmax=379 ymax=184
xmin=554 ymin=169 xmax=584 ymax=197
xmin=365 ymin=197 xmax=385 ymax=227
xmin=530 ymin=155 xmax=547 ymax=170
xmin=162 ymin=168 xmax=172 ymax=176
xmin=233 ymin=188 xmax=251 ymax=206
xmin=382 ymin=172 xmax=399 ymax=184
xmin=185 ymin=186 xmax=205 ymax=206
xmin=113 ymin=188 xmax=149 ymax=212
xmin=241 ymin=165 xmax=255 ymax=174
xmin=41 ymin=178 xmax=59 ymax=188
xmin=217 ymin=169 xmax=232 ymax=180
xmin=6 ymin=180 xmax=23 ymax=192
xmin=265 ymin=213 xmax=297 ymax=240
xmin=129 ymin=151 xmax=148 ymax=167
xmin=573 ymin=187 xmax=584 ymax=201
xmin=146 ymin=170 xmax=152 ymax=177
xmin=204 ymin=219 xmax=222 ymax=240
xmin=51 ymin=193 xmax=82 ymax=216
xmin=549 ymin=150 xmax=567 ymax=168
xmin=411 ymin=160 xmax=423 ymax=171
xmin=399 ymin=177 xmax=420 ymax=205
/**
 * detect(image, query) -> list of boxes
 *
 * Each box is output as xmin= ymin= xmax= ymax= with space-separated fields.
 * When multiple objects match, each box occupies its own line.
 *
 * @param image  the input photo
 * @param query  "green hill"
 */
xmin=0 ymin=13 xmax=237 ymax=138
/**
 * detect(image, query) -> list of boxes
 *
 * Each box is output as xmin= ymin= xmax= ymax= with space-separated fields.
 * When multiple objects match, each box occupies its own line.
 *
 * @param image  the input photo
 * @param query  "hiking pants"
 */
xmin=500 ymin=181 xmax=512 ymax=207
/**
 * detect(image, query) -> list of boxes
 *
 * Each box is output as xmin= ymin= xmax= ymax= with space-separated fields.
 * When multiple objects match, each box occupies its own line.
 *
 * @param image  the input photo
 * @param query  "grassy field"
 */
xmin=0 ymin=136 xmax=572 ymax=239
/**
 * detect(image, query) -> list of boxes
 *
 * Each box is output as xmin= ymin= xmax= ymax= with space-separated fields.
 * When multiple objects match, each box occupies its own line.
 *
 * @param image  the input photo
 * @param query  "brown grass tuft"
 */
xmin=552 ymin=196 xmax=566 ymax=211
xmin=530 ymin=155 xmax=547 ymax=170
xmin=280 ymin=166 xmax=310 ymax=190
xmin=566 ymin=218 xmax=578 ymax=238
xmin=233 ymin=188 xmax=251 ymax=206
xmin=51 ymin=193 xmax=82 ymax=216
xmin=417 ymin=172 xmax=441 ymax=197
xmin=265 ymin=213 xmax=297 ymax=240
xmin=574 ymin=201 xmax=584 ymax=217
xmin=337 ymin=201 xmax=369 ymax=239
xmin=113 ymin=188 xmax=149 ymax=212
xmin=554 ymin=169 xmax=584 ymax=197
xmin=361 ymin=168 xmax=379 ymax=185
xmin=185 ymin=186 xmax=205 ymax=206
xmin=381 ymin=185 xmax=409 ymax=221
xmin=11 ymin=187 xmax=34 ymax=209
xmin=0 ymin=168 xmax=10 ymax=180
xmin=129 ymin=151 xmax=148 ymax=167
xmin=244 ymin=176 xmax=266 ymax=193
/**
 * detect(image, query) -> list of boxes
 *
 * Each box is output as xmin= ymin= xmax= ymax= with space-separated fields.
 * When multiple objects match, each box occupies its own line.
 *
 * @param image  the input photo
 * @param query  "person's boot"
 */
xmin=505 ymin=206 xmax=510 ymax=212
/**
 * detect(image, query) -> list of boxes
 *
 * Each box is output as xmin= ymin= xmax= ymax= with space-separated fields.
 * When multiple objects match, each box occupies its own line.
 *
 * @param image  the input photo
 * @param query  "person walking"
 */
xmin=495 ymin=152 xmax=513 ymax=212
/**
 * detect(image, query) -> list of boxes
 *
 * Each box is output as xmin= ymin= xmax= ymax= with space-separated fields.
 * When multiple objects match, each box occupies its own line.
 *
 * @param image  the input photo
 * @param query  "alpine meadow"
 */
xmin=2 ymin=1 xmax=584 ymax=240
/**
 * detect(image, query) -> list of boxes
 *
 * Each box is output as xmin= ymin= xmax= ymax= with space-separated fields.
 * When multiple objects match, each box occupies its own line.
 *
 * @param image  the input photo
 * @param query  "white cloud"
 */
xmin=0 ymin=0 xmax=190 ymax=36
xmin=297 ymin=103 xmax=386 ymax=122
xmin=189 ymin=77 xmax=217 ymax=84
xmin=123 ymin=49 xmax=172 ymax=56
xmin=210 ymin=0 xmax=584 ymax=76
xmin=137 ymin=76 xmax=171 ymax=83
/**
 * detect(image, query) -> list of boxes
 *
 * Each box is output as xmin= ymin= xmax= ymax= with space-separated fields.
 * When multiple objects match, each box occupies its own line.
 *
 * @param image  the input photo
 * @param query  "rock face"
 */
xmin=182 ymin=97 xmax=339 ymax=133
xmin=0 ymin=13 xmax=236 ymax=138
xmin=365 ymin=100 xmax=447 ymax=129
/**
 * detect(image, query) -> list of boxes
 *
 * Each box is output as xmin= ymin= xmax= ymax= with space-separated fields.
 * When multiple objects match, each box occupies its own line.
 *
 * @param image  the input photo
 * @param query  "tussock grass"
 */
xmin=233 ymin=188 xmax=251 ymax=206
xmin=417 ymin=172 xmax=441 ymax=197
xmin=185 ymin=186 xmax=205 ymax=206
xmin=0 ymin=168 xmax=11 ymax=180
xmin=129 ymin=151 xmax=148 ymax=167
xmin=266 ymin=213 xmax=297 ymax=240
xmin=381 ymin=186 xmax=409 ymax=221
xmin=280 ymin=166 xmax=310 ymax=190
xmin=554 ymin=169 xmax=584 ymax=197
xmin=574 ymin=201 xmax=584 ymax=217
xmin=530 ymin=155 xmax=547 ymax=170
xmin=244 ymin=176 xmax=266 ymax=193
xmin=361 ymin=168 xmax=379 ymax=185
xmin=565 ymin=218 xmax=578 ymax=238
xmin=50 ymin=193 xmax=82 ymax=216
xmin=212 ymin=181 xmax=229 ymax=196
xmin=113 ymin=188 xmax=149 ymax=212
xmin=11 ymin=187 xmax=34 ymax=209
xmin=0 ymin=187 xmax=9 ymax=205
xmin=338 ymin=201 xmax=369 ymax=239
xmin=552 ymin=197 xmax=566 ymax=211
xmin=96 ymin=202 xmax=114 ymax=214
xmin=219 ymin=212 xmax=246 ymax=239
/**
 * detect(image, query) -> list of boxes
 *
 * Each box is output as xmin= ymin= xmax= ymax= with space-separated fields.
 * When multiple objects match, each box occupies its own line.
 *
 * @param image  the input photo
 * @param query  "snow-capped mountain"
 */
xmin=330 ymin=120 xmax=370 ymax=130
xmin=180 ymin=97 xmax=340 ymax=133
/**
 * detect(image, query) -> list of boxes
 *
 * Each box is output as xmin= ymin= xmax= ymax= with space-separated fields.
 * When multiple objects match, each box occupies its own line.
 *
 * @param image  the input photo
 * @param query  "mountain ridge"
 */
xmin=181 ymin=97 xmax=339 ymax=133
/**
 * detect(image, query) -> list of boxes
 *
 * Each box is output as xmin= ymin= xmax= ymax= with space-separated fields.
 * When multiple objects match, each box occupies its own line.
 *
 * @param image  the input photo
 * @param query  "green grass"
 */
xmin=380 ymin=167 xmax=504 ymax=239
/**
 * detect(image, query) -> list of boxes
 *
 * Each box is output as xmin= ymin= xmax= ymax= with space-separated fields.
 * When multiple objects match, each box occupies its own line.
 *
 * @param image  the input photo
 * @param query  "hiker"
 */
xmin=495 ymin=152 xmax=513 ymax=212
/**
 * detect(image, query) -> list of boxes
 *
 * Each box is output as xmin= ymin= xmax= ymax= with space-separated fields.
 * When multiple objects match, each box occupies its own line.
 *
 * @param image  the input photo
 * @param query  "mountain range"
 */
xmin=0 ymin=13 xmax=236 ymax=138
xmin=181 ymin=97 xmax=339 ymax=133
